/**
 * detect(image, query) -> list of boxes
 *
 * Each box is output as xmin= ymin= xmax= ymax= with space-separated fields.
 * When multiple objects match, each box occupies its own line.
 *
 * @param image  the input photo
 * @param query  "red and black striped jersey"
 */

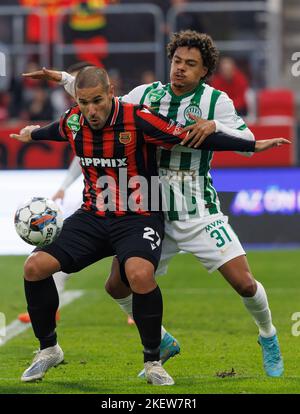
xmin=59 ymin=98 xmax=190 ymax=216
xmin=31 ymin=97 xmax=255 ymax=216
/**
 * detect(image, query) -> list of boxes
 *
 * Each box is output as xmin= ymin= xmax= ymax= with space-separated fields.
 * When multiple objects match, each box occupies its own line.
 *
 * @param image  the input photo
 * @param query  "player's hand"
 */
xmin=22 ymin=67 xmax=62 ymax=82
xmin=254 ymin=138 xmax=291 ymax=152
xmin=180 ymin=114 xmax=216 ymax=148
xmin=9 ymin=125 xmax=40 ymax=142
xmin=52 ymin=189 xmax=65 ymax=202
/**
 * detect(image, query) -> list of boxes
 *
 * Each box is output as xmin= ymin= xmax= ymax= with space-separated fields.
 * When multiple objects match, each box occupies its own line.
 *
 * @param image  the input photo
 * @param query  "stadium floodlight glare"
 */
xmin=0 ymin=313 xmax=6 ymax=344
xmin=0 ymin=51 xmax=6 ymax=76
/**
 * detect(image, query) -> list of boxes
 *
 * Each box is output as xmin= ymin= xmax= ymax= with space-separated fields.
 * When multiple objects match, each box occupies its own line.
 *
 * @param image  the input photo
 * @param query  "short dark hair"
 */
xmin=67 ymin=61 xmax=94 ymax=75
xmin=167 ymin=30 xmax=219 ymax=82
xmin=75 ymin=67 xmax=110 ymax=91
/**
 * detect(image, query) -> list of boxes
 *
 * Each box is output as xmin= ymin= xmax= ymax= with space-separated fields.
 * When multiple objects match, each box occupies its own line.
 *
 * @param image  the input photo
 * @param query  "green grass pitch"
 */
xmin=0 ymin=251 xmax=299 ymax=394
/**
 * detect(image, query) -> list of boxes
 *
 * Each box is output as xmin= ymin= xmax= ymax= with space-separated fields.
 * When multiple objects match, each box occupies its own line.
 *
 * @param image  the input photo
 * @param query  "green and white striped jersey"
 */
xmin=121 ymin=81 xmax=249 ymax=220
xmin=61 ymin=73 xmax=252 ymax=221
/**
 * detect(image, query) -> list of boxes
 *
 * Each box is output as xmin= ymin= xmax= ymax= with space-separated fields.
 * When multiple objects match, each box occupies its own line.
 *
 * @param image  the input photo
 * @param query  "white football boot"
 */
xmin=144 ymin=360 xmax=175 ymax=385
xmin=21 ymin=344 xmax=64 ymax=382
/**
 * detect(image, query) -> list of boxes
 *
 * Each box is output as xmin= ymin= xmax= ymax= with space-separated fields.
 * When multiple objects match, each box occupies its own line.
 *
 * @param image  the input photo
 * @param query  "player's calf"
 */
xmin=23 ymin=252 xmax=60 ymax=346
xmin=105 ymin=256 xmax=132 ymax=298
xmin=125 ymin=260 xmax=156 ymax=294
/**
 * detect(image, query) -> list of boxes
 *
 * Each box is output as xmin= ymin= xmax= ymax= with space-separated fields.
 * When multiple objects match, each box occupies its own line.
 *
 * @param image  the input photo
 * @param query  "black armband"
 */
xmin=31 ymin=121 xmax=67 ymax=142
xmin=198 ymin=132 xmax=255 ymax=152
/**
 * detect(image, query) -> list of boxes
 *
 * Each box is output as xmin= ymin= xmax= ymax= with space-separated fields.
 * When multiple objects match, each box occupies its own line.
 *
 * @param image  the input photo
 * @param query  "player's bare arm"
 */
xmin=9 ymin=125 xmax=40 ymax=142
xmin=179 ymin=133 xmax=290 ymax=152
xmin=254 ymin=138 xmax=291 ymax=152
xmin=22 ymin=67 xmax=62 ymax=82
xmin=10 ymin=120 xmax=66 ymax=143
xmin=178 ymin=117 xmax=290 ymax=152
xmin=52 ymin=189 xmax=65 ymax=202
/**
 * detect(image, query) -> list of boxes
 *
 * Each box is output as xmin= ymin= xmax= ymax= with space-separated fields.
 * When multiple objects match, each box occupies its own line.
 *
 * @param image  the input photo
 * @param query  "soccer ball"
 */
xmin=14 ymin=197 xmax=63 ymax=246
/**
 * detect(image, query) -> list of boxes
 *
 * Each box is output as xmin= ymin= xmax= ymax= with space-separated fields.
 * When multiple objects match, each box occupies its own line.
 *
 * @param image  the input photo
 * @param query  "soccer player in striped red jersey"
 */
xmin=10 ymin=66 xmax=288 ymax=385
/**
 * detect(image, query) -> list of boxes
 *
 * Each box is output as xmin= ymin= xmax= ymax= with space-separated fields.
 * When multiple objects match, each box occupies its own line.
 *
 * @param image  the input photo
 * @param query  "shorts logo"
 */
xmin=119 ymin=132 xmax=131 ymax=145
xmin=148 ymin=89 xmax=166 ymax=103
xmin=205 ymin=219 xmax=225 ymax=233
xmin=143 ymin=227 xmax=161 ymax=250
xmin=184 ymin=105 xmax=202 ymax=122
xmin=67 ymin=114 xmax=81 ymax=133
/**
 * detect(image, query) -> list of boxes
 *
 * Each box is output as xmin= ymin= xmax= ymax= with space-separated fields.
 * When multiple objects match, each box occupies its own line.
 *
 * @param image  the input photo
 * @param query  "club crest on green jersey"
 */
xmin=184 ymin=105 xmax=202 ymax=122
xmin=67 ymin=114 xmax=81 ymax=132
xmin=148 ymin=89 xmax=166 ymax=103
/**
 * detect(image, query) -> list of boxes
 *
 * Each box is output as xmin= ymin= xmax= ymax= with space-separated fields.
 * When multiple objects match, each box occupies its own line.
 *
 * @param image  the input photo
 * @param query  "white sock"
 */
xmin=53 ymin=271 xmax=71 ymax=296
xmin=115 ymin=294 xmax=167 ymax=339
xmin=242 ymin=280 xmax=276 ymax=338
xmin=161 ymin=326 xmax=167 ymax=340
xmin=115 ymin=294 xmax=134 ymax=317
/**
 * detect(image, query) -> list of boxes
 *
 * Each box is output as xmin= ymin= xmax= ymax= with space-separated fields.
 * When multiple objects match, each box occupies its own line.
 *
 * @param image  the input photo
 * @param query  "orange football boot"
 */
xmin=18 ymin=311 xmax=60 ymax=324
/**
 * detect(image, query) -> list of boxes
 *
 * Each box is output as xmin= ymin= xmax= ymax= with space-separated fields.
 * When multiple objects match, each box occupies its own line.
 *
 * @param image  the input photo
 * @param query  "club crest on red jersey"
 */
xmin=119 ymin=132 xmax=131 ymax=144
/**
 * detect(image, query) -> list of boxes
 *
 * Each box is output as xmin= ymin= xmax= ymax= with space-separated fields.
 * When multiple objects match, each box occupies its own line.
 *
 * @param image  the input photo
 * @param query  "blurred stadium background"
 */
xmin=0 ymin=0 xmax=300 ymax=395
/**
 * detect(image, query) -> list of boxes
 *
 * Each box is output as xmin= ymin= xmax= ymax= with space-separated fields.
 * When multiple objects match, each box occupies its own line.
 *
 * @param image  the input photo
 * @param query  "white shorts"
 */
xmin=156 ymin=213 xmax=246 ymax=275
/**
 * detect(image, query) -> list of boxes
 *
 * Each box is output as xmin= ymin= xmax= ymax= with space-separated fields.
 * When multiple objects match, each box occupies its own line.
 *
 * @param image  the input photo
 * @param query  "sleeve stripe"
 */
xmin=136 ymin=107 xmax=186 ymax=149
xmin=208 ymin=89 xmax=222 ymax=120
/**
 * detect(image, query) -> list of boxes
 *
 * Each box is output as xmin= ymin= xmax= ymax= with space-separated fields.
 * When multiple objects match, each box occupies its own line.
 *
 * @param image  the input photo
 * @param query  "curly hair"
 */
xmin=167 ymin=30 xmax=219 ymax=82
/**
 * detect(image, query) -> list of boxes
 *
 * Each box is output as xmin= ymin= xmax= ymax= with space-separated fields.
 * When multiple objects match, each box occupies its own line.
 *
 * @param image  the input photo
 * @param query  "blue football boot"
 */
xmin=258 ymin=334 xmax=284 ymax=377
xmin=138 ymin=332 xmax=180 ymax=378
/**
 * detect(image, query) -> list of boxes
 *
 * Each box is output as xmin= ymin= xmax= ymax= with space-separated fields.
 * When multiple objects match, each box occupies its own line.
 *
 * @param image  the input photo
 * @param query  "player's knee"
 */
xmin=126 ymin=267 xmax=153 ymax=288
xmin=24 ymin=253 xmax=54 ymax=282
xmin=24 ymin=254 xmax=43 ymax=281
xmin=238 ymin=274 xmax=257 ymax=297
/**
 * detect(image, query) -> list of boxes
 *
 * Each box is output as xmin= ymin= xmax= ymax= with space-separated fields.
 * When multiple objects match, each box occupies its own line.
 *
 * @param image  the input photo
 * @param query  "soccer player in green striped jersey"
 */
xmin=24 ymin=30 xmax=284 ymax=379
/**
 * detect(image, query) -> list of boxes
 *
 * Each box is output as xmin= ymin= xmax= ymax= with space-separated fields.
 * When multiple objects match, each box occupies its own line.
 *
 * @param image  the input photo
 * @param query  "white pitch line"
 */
xmin=0 ymin=290 xmax=84 ymax=346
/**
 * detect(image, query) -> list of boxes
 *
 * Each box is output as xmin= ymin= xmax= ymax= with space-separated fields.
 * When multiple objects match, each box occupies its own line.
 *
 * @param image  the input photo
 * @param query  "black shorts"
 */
xmin=35 ymin=209 xmax=164 ymax=284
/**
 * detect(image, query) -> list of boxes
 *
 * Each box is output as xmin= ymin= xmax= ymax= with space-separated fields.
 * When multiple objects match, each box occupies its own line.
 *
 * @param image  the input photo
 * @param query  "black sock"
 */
xmin=132 ymin=286 xmax=162 ymax=363
xmin=24 ymin=277 xmax=59 ymax=350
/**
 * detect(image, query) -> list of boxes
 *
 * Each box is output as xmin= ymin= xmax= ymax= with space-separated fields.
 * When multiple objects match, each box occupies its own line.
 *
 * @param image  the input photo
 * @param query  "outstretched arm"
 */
xmin=135 ymin=106 xmax=290 ymax=153
xmin=22 ymin=67 xmax=62 ymax=82
xmin=23 ymin=67 xmax=76 ymax=98
xmin=253 ymin=138 xmax=290 ymax=152
xmin=10 ymin=121 xmax=67 ymax=142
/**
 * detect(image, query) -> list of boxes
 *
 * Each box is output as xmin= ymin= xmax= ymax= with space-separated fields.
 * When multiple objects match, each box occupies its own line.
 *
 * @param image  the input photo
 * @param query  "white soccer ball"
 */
xmin=14 ymin=197 xmax=63 ymax=246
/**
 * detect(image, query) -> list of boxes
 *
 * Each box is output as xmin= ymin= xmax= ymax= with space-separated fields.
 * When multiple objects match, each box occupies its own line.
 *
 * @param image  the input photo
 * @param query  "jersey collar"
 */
xmin=167 ymin=80 xmax=205 ymax=101
xmin=105 ymin=97 xmax=120 ymax=127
